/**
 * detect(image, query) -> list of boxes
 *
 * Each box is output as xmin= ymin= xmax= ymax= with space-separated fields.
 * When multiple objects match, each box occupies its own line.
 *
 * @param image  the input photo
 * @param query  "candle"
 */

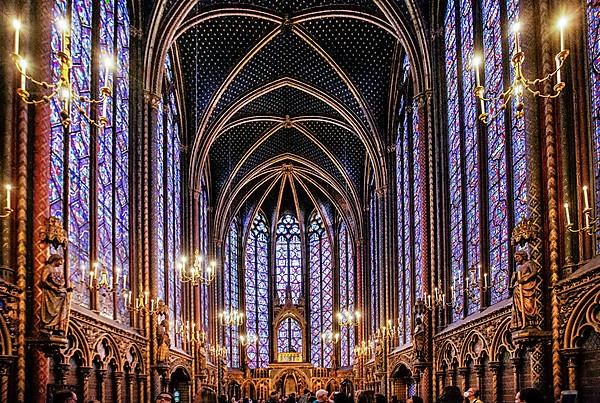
xmin=556 ymin=55 xmax=562 ymax=86
xmin=512 ymin=22 xmax=522 ymax=54
xmin=442 ymin=294 xmax=446 ymax=306
xmin=151 ymin=299 xmax=155 ymax=312
xmin=557 ymin=16 xmax=567 ymax=52
xmin=57 ymin=18 xmax=68 ymax=53
xmin=472 ymin=56 xmax=482 ymax=87
xmin=564 ymin=203 xmax=572 ymax=226
xmin=123 ymin=273 xmax=127 ymax=290
xmin=484 ymin=273 xmax=489 ymax=288
xmin=5 ymin=185 xmax=11 ymax=210
xmin=13 ymin=19 xmax=21 ymax=55
xmin=583 ymin=186 xmax=590 ymax=210
xmin=144 ymin=290 xmax=149 ymax=304
xmin=89 ymin=270 xmax=94 ymax=288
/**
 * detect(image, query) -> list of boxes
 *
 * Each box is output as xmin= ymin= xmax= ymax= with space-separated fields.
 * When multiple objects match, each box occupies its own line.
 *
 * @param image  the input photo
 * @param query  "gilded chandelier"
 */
xmin=11 ymin=18 xmax=113 ymax=128
xmin=178 ymin=252 xmax=217 ymax=286
xmin=337 ymin=309 xmax=360 ymax=328
xmin=564 ymin=185 xmax=600 ymax=236
xmin=472 ymin=16 xmax=569 ymax=124
xmin=218 ymin=309 xmax=244 ymax=327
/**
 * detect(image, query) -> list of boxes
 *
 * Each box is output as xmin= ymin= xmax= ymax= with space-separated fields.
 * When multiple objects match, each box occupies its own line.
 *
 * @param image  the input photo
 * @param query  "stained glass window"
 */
xmin=277 ymin=317 xmax=302 ymax=355
xmin=444 ymin=0 xmax=527 ymax=320
xmin=50 ymin=0 xmax=129 ymax=319
xmin=338 ymin=221 xmax=355 ymax=367
xmin=200 ymin=182 xmax=210 ymax=334
xmin=163 ymin=55 xmax=182 ymax=346
xmin=586 ymin=0 xmax=600 ymax=252
xmin=308 ymin=211 xmax=333 ymax=368
xmin=396 ymin=54 xmax=413 ymax=343
xmin=369 ymin=192 xmax=379 ymax=340
xmin=245 ymin=212 xmax=270 ymax=369
xmin=275 ymin=214 xmax=302 ymax=304
xmin=224 ymin=219 xmax=240 ymax=368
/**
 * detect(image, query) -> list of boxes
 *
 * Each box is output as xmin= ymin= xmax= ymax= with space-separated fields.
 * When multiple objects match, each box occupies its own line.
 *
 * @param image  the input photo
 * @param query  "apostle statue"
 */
xmin=413 ymin=315 xmax=426 ymax=361
xmin=198 ymin=339 xmax=207 ymax=370
xmin=156 ymin=316 xmax=171 ymax=364
xmin=510 ymin=250 xmax=541 ymax=330
xmin=41 ymin=254 xmax=72 ymax=336
xmin=374 ymin=338 xmax=384 ymax=372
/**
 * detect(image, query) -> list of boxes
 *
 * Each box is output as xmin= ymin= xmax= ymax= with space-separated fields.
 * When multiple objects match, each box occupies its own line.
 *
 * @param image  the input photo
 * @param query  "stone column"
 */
xmin=488 ymin=361 xmax=502 ymax=403
xmin=96 ymin=369 xmax=107 ymax=402
xmin=114 ymin=371 xmax=124 ymax=402
xmin=475 ymin=364 xmax=485 ymax=397
xmin=0 ymin=360 xmax=12 ymax=402
xmin=511 ymin=357 xmax=522 ymax=394
xmin=125 ymin=372 xmax=134 ymax=403
xmin=54 ymin=362 xmax=71 ymax=386
xmin=79 ymin=367 xmax=93 ymax=402
xmin=138 ymin=374 xmax=148 ymax=402
xmin=562 ymin=350 xmax=579 ymax=391
xmin=458 ymin=367 xmax=469 ymax=392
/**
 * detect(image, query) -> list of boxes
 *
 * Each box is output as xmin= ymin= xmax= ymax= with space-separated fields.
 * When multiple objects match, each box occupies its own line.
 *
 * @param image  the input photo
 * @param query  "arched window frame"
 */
xmin=308 ymin=210 xmax=333 ymax=368
xmin=244 ymin=211 xmax=270 ymax=369
xmin=224 ymin=218 xmax=241 ymax=368
xmin=338 ymin=220 xmax=355 ymax=367
xmin=443 ymin=0 xmax=527 ymax=322
xmin=49 ymin=0 xmax=130 ymax=322
xmin=275 ymin=213 xmax=302 ymax=304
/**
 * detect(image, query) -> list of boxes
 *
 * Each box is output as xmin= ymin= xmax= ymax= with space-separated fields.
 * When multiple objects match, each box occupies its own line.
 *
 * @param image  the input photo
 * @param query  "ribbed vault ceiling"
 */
xmin=163 ymin=0 xmax=419 ymax=237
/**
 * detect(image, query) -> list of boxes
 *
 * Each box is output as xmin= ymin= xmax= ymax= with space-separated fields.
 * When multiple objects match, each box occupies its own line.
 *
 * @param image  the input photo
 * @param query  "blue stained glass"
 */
xmin=275 ymin=214 xmax=302 ymax=304
xmin=339 ymin=222 xmax=355 ymax=367
xmin=156 ymin=101 xmax=166 ymax=302
xmin=412 ymin=102 xmax=424 ymax=302
xmin=225 ymin=219 xmax=240 ymax=368
xmin=369 ymin=194 xmax=379 ymax=339
xmin=459 ymin=0 xmax=481 ymax=315
xmin=278 ymin=317 xmax=302 ymax=355
xmin=445 ymin=0 xmax=465 ymax=322
xmin=68 ymin=0 xmax=93 ymax=307
xmin=245 ymin=212 xmax=270 ymax=368
xmin=200 ymin=184 xmax=210 ymax=333
xmin=309 ymin=212 xmax=333 ymax=368
xmin=115 ymin=0 xmax=130 ymax=322
xmin=483 ymin=0 xmax=510 ymax=304
xmin=586 ymin=0 xmax=600 ymax=252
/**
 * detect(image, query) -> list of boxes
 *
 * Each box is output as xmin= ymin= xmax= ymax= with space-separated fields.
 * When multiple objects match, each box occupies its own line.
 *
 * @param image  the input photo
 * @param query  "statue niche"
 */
xmin=510 ymin=250 xmax=542 ymax=330
xmin=41 ymin=254 xmax=72 ymax=336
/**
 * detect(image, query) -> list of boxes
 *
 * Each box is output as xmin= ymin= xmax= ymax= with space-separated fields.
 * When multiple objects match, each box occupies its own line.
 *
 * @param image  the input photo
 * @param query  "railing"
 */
xmin=278 ymin=352 xmax=302 ymax=362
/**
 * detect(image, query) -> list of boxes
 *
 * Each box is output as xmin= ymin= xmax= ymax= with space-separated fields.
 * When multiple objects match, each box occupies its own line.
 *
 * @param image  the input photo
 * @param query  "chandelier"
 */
xmin=337 ymin=309 xmax=360 ymax=328
xmin=0 ymin=185 xmax=13 ymax=218
xmin=178 ymin=321 xmax=207 ymax=344
xmin=239 ymin=333 xmax=258 ymax=347
xmin=472 ymin=16 xmax=569 ymax=124
xmin=11 ymin=18 xmax=112 ymax=128
xmin=177 ymin=251 xmax=216 ymax=286
xmin=210 ymin=344 xmax=227 ymax=359
xmin=564 ymin=185 xmax=599 ymax=236
xmin=321 ymin=330 xmax=340 ymax=344
xmin=218 ymin=309 xmax=244 ymax=327
xmin=123 ymin=289 xmax=163 ymax=315
xmin=354 ymin=340 xmax=372 ymax=359
xmin=87 ymin=261 xmax=124 ymax=292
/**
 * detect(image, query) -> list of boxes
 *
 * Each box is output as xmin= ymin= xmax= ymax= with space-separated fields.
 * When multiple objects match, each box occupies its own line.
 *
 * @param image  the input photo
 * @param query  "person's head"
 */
xmin=407 ymin=396 xmax=423 ymax=403
xmin=464 ymin=387 xmax=480 ymax=400
xmin=374 ymin=393 xmax=386 ymax=403
xmin=87 ymin=401 xmax=101 ymax=403
xmin=304 ymin=389 xmax=310 ymax=396
xmin=54 ymin=390 xmax=77 ymax=403
xmin=515 ymin=388 xmax=545 ymax=403
xmin=439 ymin=386 xmax=462 ymax=403
xmin=316 ymin=390 xmax=328 ymax=402
xmin=156 ymin=392 xmax=174 ymax=403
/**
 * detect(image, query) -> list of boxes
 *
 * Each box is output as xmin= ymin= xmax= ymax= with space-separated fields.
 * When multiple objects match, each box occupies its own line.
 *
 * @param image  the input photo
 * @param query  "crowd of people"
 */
xmin=50 ymin=384 xmax=551 ymax=403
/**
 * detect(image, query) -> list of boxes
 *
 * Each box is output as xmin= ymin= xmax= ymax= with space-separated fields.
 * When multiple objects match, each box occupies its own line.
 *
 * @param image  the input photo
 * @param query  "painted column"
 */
xmin=79 ymin=367 xmax=93 ymax=402
xmin=114 ymin=371 xmax=124 ymax=402
xmin=489 ymin=361 xmax=502 ymax=403
xmin=96 ymin=369 xmax=106 ymax=402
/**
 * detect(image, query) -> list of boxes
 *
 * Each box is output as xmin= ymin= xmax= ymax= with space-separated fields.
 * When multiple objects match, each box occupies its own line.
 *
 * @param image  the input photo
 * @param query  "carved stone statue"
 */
xmin=41 ymin=254 xmax=72 ymax=335
xmin=156 ymin=317 xmax=171 ymax=364
xmin=198 ymin=340 xmax=207 ymax=369
xmin=413 ymin=315 xmax=426 ymax=361
xmin=374 ymin=338 xmax=384 ymax=372
xmin=510 ymin=250 xmax=541 ymax=330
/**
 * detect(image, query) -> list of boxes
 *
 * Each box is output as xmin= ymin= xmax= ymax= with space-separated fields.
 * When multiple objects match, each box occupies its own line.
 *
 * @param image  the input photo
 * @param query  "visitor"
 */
xmin=406 ymin=396 xmax=423 ymax=403
xmin=287 ymin=393 xmax=297 ymax=403
xmin=356 ymin=390 xmax=375 ymax=403
xmin=194 ymin=387 xmax=217 ymax=403
xmin=299 ymin=389 xmax=311 ymax=403
xmin=374 ymin=393 xmax=386 ymax=403
xmin=316 ymin=389 xmax=329 ymax=403
xmin=438 ymin=385 xmax=463 ymax=403
xmin=53 ymin=390 xmax=77 ymax=403
xmin=156 ymin=392 xmax=174 ymax=402
xmin=464 ymin=387 xmax=483 ymax=403
xmin=515 ymin=388 xmax=545 ymax=403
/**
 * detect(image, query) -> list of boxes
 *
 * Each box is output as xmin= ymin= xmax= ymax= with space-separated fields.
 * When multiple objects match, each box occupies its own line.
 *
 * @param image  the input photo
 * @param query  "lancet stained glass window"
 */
xmin=338 ymin=221 xmax=355 ymax=366
xmin=200 ymin=182 xmax=210 ymax=333
xmin=224 ymin=219 xmax=241 ymax=368
xmin=50 ymin=0 xmax=129 ymax=319
xmin=444 ymin=0 xmax=527 ymax=320
xmin=309 ymin=211 xmax=333 ymax=368
xmin=369 ymin=192 xmax=379 ymax=339
xmin=396 ymin=54 xmax=413 ymax=343
xmin=275 ymin=214 xmax=302 ymax=304
xmin=245 ymin=212 xmax=270 ymax=369
xmin=586 ymin=0 xmax=600 ymax=252
xmin=277 ymin=317 xmax=302 ymax=355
